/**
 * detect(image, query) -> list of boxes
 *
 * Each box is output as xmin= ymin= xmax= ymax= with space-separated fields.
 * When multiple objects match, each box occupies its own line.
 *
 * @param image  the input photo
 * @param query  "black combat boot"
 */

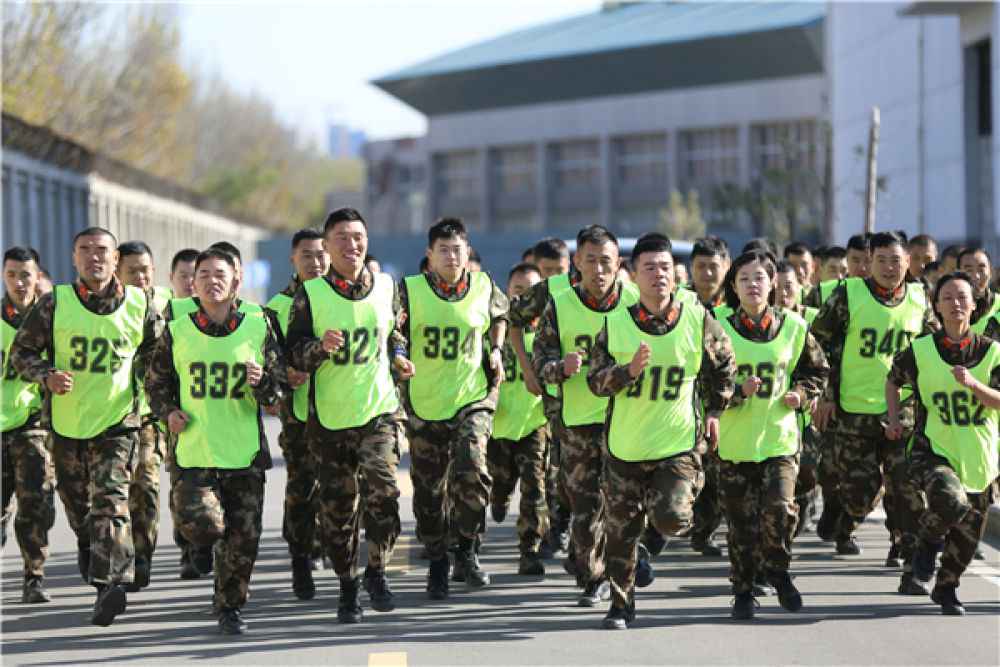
xmin=634 ymin=544 xmax=655 ymax=588
xmin=426 ymin=557 xmax=450 ymax=600
xmin=91 ymin=583 xmax=127 ymax=626
xmin=455 ymin=537 xmax=490 ymax=588
xmin=127 ymin=557 xmax=150 ymax=593
xmin=578 ymin=579 xmax=611 ymax=607
xmin=291 ymin=556 xmax=316 ymax=600
xmin=77 ymin=543 xmax=91 ymax=584
xmin=518 ymin=551 xmax=545 ymax=576
xmin=884 ymin=543 xmax=902 ymax=568
xmin=192 ymin=545 xmax=215 ymax=575
xmin=931 ymin=583 xmax=965 ymax=616
xmin=912 ymin=540 xmax=942 ymax=583
xmin=731 ymin=590 xmax=758 ymax=620
xmin=179 ymin=548 xmax=200 ymax=580
xmin=602 ymin=592 xmax=636 ymax=630
xmin=22 ymin=577 xmax=51 ymax=604
xmin=218 ymin=607 xmax=248 ymax=634
xmin=836 ymin=536 xmax=862 ymax=555
xmin=768 ymin=571 xmax=803 ymax=612
xmin=363 ymin=566 xmax=395 ymax=612
xmin=337 ymin=576 xmax=363 ymax=624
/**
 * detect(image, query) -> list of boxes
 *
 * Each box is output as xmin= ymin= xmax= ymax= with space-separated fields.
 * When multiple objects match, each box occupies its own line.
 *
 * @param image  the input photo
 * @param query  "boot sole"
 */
xmin=601 ymin=619 xmax=629 ymax=630
xmin=778 ymin=594 xmax=803 ymax=612
xmin=293 ymin=589 xmax=316 ymax=600
xmin=466 ymin=576 xmax=490 ymax=589
xmin=91 ymin=586 xmax=126 ymax=627
xmin=337 ymin=612 xmax=363 ymax=624
xmin=22 ymin=592 xmax=51 ymax=604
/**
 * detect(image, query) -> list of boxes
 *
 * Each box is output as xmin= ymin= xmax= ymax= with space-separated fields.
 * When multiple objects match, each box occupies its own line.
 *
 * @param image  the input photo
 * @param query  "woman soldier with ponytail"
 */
xmin=715 ymin=251 xmax=829 ymax=620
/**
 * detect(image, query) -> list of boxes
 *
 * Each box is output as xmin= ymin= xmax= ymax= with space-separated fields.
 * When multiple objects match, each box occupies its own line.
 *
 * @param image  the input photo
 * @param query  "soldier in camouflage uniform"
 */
xmin=532 ymin=226 xmax=641 ymax=606
xmin=401 ymin=218 xmax=508 ymax=600
xmin=286 ymin=208 xmax=407 ymax=623
xmin=1 ymin=246 xmax=55 ymax=603
xmin=264 ymin=228 xmax=329 ymax=600
xmin=11 ymin=228 xmax=162 ymax=626
xmin=886 ymin=272 xmax=1000 ymax=614
xmin=147 ymin=248 xmax=283 ymax=635
xmin=587 ymin=234 xmax=735 ymax=629
xmin=810 ymin=232 xmax=937 ymax=579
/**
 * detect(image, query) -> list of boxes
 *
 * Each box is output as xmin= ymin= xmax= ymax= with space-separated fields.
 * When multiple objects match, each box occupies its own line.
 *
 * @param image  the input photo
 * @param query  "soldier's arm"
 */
xmin=587 ymin=322 xmax=633 ymax=397
xmin=252 ymin=317 xmax=286 ymax=407
xmin=9 ymin=292 xmax=56 ymax=384
xmin=789 ymin=330 xmax=830 ymax=405
xmin=698 ymin=315 xmax=736 ymax=417
xmin=985 ymin=316 xmax=1000 ymax=343
xmin=802 ymin=285 xmax=821 ymax=309
xmin=509 ymin=279 xmax=550 ymax=328
xmin=531 ymin=301 xmax=567 ymax=385
xmin=809 ymin=284 xmax=849 ymax=401
xmin=387 ymin=280 xmax=409 ymax=361
xmin=886 ymin=346 xmax=918 ymax=391
xmin=486 ymin=278 xmax=510 ymax=349
xmin=920 ymin=304 xmax=941 ymax=335
xmin=133 ymin=288 xmax=165 ymax=393
xmin=145 ymin=326 xmax=181 ymax=420
xmin=285 ymin=286 xmax=327 ymax=373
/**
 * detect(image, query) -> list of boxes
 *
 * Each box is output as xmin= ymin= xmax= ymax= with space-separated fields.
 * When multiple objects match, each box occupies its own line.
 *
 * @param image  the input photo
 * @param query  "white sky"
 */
xmin=179 ymin=1 xmax=602 ymax=147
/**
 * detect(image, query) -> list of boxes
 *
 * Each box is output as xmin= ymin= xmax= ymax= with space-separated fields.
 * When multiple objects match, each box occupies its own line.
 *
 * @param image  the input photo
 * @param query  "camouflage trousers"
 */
xmin=308 ymin=413 xmax=401 ymax=578
xmin=128 ymin=422 xmax=164 ymax=568
xmin=409 ymin=406 xmax=492 ymax=560
xmin=902 ymin=438 xmax=995 ymax=587
xmin=605 ymin=450 xmax=702 ymax=607
xmin=794 ymin=423 xmax=821 ymax=527
xmin=815 ymin=427 xmax=844 ymax=527
xmin=828 ymin=413 xmax=923 ymax=545
xmin=172 ymin=468 xmax=264 ymax=610
xmin=691 ymin=450 xmax=723 ymax=548
xmin=278 ymin=419 xmax=320 ymax=558
xmin=487 ymin=428 xmax=549 ymax=554
xmin=52 ymin=428 xmax=137 ymax=585
xmin=2 ymin=425 xmax=55 ymax=579
xmin=562 ymin=423 xmax=607 ymax=586
xmin=542 ymin=400 xmax=570 ymax=534
xmin=719 ymin=455 xmax=799 ymax=593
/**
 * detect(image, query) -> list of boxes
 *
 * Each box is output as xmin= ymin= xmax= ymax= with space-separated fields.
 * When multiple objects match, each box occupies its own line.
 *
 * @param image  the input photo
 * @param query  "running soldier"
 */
xmin=169 ymin=248 xmax=199 ymax=300
xmin=1 ymin=246 xmax=55 ymax=603
xmin=286 ymin=208 xmax=409 ymax=623
xmin=401 ymin=217 xmax=508 ymax=599
xmin=147 ymin=248 xmax=283 ymax=635
xmin=265 ymin=228 xmax=329 ymax=600
xmin=587 ymin=233 xmax=735 ymax=629
xmin=10 ymin=227 xmax=162 ymax=626
xmin=958 ymin=248 xmax=999 ymax=333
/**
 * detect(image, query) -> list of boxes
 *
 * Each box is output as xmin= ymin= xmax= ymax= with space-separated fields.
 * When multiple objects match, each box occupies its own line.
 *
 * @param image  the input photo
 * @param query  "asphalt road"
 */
xmin=3 ymin=417 xmax=999 ymax=666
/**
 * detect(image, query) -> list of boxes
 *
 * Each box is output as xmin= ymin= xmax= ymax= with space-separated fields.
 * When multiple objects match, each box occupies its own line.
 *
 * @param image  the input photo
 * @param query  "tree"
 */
xmin=658 ymin=190 xmax=706 ymax=240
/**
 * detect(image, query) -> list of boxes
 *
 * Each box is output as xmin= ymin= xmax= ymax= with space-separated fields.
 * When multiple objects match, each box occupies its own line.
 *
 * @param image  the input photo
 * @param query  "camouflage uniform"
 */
xmin=285 ymin=268 xmax=404 ymax=578
xmin=265 ymin=277 xmax=321 ymax=560
xmin=1 ymin=298 xmax=55 ymax=582
xmin=129 ymin=421 xmax=163 ymax=576
xmin=146 ymin=302 xmax=283 ymax=611
xmin=533 ymin=280 xmax=635 ymax=586
xmin=10 ymin=278 xmax=162 ymax=586
xmin=810 ymin=279 xmax=937 ymax=547
xmin=587 ymin=296 xmax=736 ymax=607
xmin=887 ymin=331 xmax=1000 ymax=579
xmin=716 ymin=307 xmax=829 ymax=593
xmin=487 ymin=427 xmax=549 ymax=554
xmin=400 ymin=270 xmax=508 ymax=561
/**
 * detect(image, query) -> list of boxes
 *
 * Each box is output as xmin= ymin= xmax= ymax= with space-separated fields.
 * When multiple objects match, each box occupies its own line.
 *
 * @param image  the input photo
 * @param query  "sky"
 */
xmin=179 ymin=1 xmax=603 ymax=147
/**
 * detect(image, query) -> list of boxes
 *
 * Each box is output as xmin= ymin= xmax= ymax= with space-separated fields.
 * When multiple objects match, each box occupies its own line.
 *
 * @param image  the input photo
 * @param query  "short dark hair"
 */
xmin=784 ymin=241 xmax=812 ymax=258
xmin=724 ymin=251 xmax=777 ymax=309
xmin=292 ymin=228 xmax=323 ymax=249
xmin=576 ymin=225 xmax=618 ymax=251
xmin=324 ymin=207 xmax=367 ymax=234
xmin=631 ymin=233 xmax=673 ymax=264
xmin=3 ymin=246 xmax=40 ymax=265
xmin=847 ymin=234 xmax=871 ymax=253
xmin=73 ymin=227 xmax=117 ymax=248
xmin=742 ymin=238 xmax=778 ymax=258
xmin=469 ymin=248 xmax=482 ymax=263
xmin=923 ymin=260 xmax=941 ymax=274
xmin=195 ymin=249 xmax=237 ymax=272
xmin=532 ymin=237 xmax=570 ymax=261
xmin=941 ymin=244 xmax=965 ymax=261
xmin=775 ymin=259 xmax=798 ymax=276
xmin=364 ymin=253 xmax=378 ymax=264
xmin=909 ymin=234 xmax=937 ymax=249
xmin=118 ymin=241 xmax=152 ymax=259
xmin=428 ymin=217 xmax=468 ymax=247
xmin=508 ymin=262 xmax=541 ymax=282
xmin=869 ymin=231 xmax=907 ymax=252
xmin=957 ymin=246 xmax=991 ymax=266
xmin=418 ymin=256 xmax=430 ymax=273
xmin=171 ymin=248 xmax=200 ymax=273
xmin=932 ymin=271 xmax=976 ymax=319
xmin=823 ymin=245 xmax=847 ymax=261
xmin=521 ymin=247 xmax=535 ymax=262
xmin=691 ymin=235 xmax=730 ymax=261
xmin=208 ymin=241 xmax=242 ymax=262
xmin=812 ymin=244 xmax=829 ymax=260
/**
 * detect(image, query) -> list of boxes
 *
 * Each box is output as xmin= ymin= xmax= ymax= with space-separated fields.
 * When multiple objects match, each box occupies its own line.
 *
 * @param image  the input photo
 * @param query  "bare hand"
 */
xmin=783 ymin=391 xmax=802 ymax=410
xmin=522 ymin=365 xmax=544 ymax=396
xmin=393 ymin=356 xmax=416 ymax=380
xmin=629 ymin=342 xmax=651 ymax=378
xmin=167 ymin=410 xmax=190 ymax=434
xmin=45 ymin=370 xmax=74 ymax=395
xmin=952 ymin=366 xmax=978 ymax=390
xmin=245 ymin=360 xmax=263 ymax=387
xmin=287 ymin=367 xmax=308 ymax=388
xmin=490 ymin=348 xmax=505 ymax=384
xmin=741 ymin=376 xmax=762 ymax=399
xmin=705 ymin=416 xmax=720 ymax=450
xmin=814 ymin=400 xmax=836 ymax=432
xmin=322 ymin=329 xmax=345 ymax=353
xmin=884 ymin=418 xmax=904 ymax=441
xmin=563 ymin=351 xmax=583 ymax=378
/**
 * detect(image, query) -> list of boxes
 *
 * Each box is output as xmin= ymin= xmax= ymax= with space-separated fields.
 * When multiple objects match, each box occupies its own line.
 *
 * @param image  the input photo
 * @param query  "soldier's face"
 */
xmin=117 ymin=252 xmax=154 ymax=290
xmin=909 ymin=242 xmax=937 ymax=278
xmin=691 ymin=254 xmax=728 ymax=298
xmin=674 ymin=263 xmax=689 ymax=285
xmin=507 ymin=269 xmax=540 ymax=299
xmin=194 ymin=258 xmax=237 ymax=304
xmin=426 ymin=236 xmax=468 ymax=281
xmin=535 ymin=256 xmax=569 ymax=279
xmin=3 ymin=259 xmax=39 ymax=308
xmin=871 ymin=244 xmax=908 ymax=290
xmin=574 ymin=240 xmax=619 ymax=298
xmin=846 ymin=249 xmax=870 ymax=278
xmin=820 ymin=257 xmax=848 ymax=282
xmin=292 ymin=239 xmax=330 ymax=282
xmin=959 ymin=251 xmax=991 ymax=295
xmin=170 ymin=260 xmax=196 ymax=298
xmin=324 ymin=221 xmax=367 ymax=278
xmin=73 ymin=233 xmax=117 ymax=284
xmin=936 ymin=278 xmax=974 ymax=325
xmin=787 ymin=251 xmax=813 ymax=286
xmin=633 ymin=251 xmax=674 ymax=301
xmin=775 ymin=269 xmax=800 ymax=309
xmin=734 ymin=260 xmax=773 ymax=311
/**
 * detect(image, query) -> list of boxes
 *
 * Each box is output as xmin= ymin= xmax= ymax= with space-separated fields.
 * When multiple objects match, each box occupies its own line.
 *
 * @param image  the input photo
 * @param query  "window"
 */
xmin=613 ymin=133 xmax=667 ymax=189
xmin=549 ymin=139 xmax=600 ymax=190
xmin=750 ymin=120 xmax=818 ymax=178
xmin=491 ymin=145 xmax=536 ymax=196
xmin=677 ymin=128 xmax=739 ymax=191
xmin=434 ymin=151 xmax=479 ymax=199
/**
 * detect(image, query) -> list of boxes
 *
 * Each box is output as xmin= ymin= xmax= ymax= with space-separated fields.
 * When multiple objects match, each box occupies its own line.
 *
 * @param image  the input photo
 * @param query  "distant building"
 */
xmin=368 ymin=1 xmax=828 ymax=243
xmin=328 ymin=124 xmax=367 ymax=159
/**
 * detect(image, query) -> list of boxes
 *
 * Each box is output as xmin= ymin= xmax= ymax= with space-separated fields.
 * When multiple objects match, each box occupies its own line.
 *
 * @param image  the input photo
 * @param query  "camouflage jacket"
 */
xmin=263 ymin=275 xmax=303 ymax=425
xmin=810 ymin=278 xmax=939 ymax=405
xmin=2 ymin=295 xmax=42 ymax=428
xmin=585 ymin=296 xmax=737 ymax=417
xmin=716 ymin=306 xmax=829 ymax=409
xmin=10 ymin=277 xmax=163 ymax=432
xmin=888 ymin=331 xmax=1000 ymax=451
xmin=972 ymin=288 xmax=998 ymax=329
xmin=146 ymin=302 xmax=284 ymax=471
xmin=984 ymin=315 xmax=1000 ymax=342
xmin=509 ymin=273 xmax=573 ymax=328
